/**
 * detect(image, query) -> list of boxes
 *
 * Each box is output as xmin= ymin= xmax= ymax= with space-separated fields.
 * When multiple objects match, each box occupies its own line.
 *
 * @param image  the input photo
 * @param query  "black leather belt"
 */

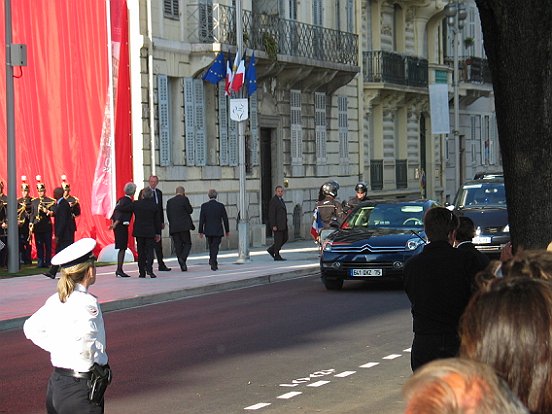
xmin=54 ymin=367 xmax=92 ymax=379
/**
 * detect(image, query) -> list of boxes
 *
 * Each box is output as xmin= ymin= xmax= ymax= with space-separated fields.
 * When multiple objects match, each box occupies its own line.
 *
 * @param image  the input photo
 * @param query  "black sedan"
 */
xmin=319 ymin=200 xmax=438 ymax=290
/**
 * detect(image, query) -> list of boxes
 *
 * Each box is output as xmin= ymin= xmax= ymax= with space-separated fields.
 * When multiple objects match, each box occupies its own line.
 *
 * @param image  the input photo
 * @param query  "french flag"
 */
xmin=310 ymin=207 xmax=323 ymax=240
xmin=224 ymin=58 xmax=232 ymax=96
xmin=231 ymin=54 xmax=245 ymax=92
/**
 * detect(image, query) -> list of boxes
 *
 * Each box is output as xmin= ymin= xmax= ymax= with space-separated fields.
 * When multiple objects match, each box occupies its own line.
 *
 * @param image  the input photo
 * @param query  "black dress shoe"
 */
xmin=274 ymin=256 xmax=287 ymax=261
xmin=139 ymin=274 xmax=146 ymax=278
xmin=158 ymin=265 xmax=171 ymax=271
xmin=147 ymin=272 xmax=157 ymax=278
xmin=266 ymin=248 xmax=275 ymax=258
xmin=116 ymin=270 xmax=131 ymax=278
xmin=42 ymin=272 xmax=55 ymax=279
xmin=180 ymin=264 xmax=188 ymax=271
xmin=210 ymin=265 xmax=218 ymax=271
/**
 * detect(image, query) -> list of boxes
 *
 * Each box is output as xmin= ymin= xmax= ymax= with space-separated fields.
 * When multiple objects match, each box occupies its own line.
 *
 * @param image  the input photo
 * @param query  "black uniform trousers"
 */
xmin=136 ymin=236 xmax=155 ymax=276
xmin=171 ymin=231 xmax=191 ymax=269
xmin=46 ymin=371 xmax=103 ymax=414
xmin=19 ymin=230 xmax=32 ymax=264
xmin=206 ymin=236 xmax=222 ymax=267
xmin=35 ymin=230 xmax=52 ymax=267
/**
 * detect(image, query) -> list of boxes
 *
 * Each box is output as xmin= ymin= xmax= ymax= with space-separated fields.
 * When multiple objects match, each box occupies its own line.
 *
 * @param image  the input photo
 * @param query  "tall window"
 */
xmin=157 ymin=75 xmax=171 ymax=166
xmin=315 ymin=92 xmax=327 ymax=165
xmin=163 ymin=0 xmax=179 ymax=20
xmin=346 ymin=0 xmax=354 ymax=32
xmin=338 ymin=96 xmax=350 ymax=172
xmin=313 ymin=0 xmax=322 ymax=25
xmin=290 ymin=90 xmax=303 ymax=166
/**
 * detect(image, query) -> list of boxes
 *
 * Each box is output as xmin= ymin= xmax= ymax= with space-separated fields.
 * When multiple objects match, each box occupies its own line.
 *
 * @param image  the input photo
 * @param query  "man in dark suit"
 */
xmin=133 ymin=187 xmax=161 ymax=278
xmin=454 ymin=216 xmax=490 ymax=272
xmin=109 ymin=182 xmax=137 ymax=278
xmin=198 ymin=189 xmax=229 ymax=271
xmin=43 ymin=187 xmax=76 ymax=279
xmin=166 ymin=186 xmax=194 ymax=271
xmin=139 ymin=175 xmax=171 ymax=272
xmin=267 ymin=185 xmax=288 ymax=261
xmin=404 ymin=207 xmax=479 ymax=371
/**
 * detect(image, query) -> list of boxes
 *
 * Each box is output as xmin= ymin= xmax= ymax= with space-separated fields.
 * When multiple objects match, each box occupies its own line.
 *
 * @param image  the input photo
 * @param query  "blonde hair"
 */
xmin=57 ymin=260 xmax=94 ymax=303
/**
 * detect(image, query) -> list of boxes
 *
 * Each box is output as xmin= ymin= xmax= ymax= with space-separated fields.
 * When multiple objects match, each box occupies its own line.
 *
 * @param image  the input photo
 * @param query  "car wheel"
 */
xmin=322 ymin=277 xmax=344 ymax=290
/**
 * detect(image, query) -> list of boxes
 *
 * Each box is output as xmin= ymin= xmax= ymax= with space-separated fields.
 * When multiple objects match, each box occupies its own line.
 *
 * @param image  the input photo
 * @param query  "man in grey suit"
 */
xmin=166 ymin=186 xmax=194 ymax=271
xmin=198 ymin=189 xmax=229 ymax=271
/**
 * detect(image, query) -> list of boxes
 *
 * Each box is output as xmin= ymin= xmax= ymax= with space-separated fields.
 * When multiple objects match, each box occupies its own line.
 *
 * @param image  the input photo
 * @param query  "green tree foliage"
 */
xmin=476 ymin=0 xmax=552 ymax=250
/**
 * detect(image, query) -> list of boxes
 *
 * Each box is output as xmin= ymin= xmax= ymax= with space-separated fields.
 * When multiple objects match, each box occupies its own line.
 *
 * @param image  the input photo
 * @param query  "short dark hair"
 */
xmin=456 ymin=216 xmax=476 ymax=242
xmin=423 ymin=207 xmax=458 ymax=242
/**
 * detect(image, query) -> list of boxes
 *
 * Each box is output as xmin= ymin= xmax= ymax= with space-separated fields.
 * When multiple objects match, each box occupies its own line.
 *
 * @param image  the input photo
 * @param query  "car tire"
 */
xmin=322 ymin=278 xmax=344 ymax=290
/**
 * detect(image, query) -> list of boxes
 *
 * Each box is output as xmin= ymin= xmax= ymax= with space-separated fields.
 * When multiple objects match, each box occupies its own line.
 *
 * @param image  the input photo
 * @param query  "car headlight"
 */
xmin=406 ymin=238 xmax=425 ymax=251
xmin=503 ymin=224 xmax=509 ymax=233
xmin=322 ymin=241 xmax=333 ymax=252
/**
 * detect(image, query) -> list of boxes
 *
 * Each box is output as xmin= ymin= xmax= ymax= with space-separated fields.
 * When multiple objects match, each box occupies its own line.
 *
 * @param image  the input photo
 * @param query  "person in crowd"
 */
xmin=17 ymin=176 xmax=33 ymax=265
xmin=198 ymin=189 xmax=229 ymax=271
xmin=109 ymin=182 xmax=136 ymax=278
xmin=314 ymin=181 xmax=343 ymax=243
xmin=24 ymin=238 xmax=111 ymax=414
xmin=460 ymin=277 xmax=552 ymax=414
xmin=166 ymin=186 xmax=194 ymax=272
xmin=0 ymin=181 xmax=8 ymax=267
xmin=267 ymin=185 xmax=288 ymax=261
xmin=343 ymin=181 xmax=369 ymax=215
xmin=139 ymin=175 xmax=171 ymax=272
xmin=403 ymin=357 xmax=529 ymax=414
xmin=404 ymin=207 xmax=479 ymax=371
xmin=454 ymin=216 xmax=490 ymax=272
xmin=30 ymin=176 xmax=55 ymax=268
xmin=43 ymin=187 xmax=76 ymax=279
xmin=132 ymin=187 xmax=161 ymax=278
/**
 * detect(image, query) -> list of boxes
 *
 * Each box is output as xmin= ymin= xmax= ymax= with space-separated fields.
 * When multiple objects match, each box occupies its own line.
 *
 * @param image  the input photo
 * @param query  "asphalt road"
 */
xmin=2 ymin=275 xmax=415 ymax=414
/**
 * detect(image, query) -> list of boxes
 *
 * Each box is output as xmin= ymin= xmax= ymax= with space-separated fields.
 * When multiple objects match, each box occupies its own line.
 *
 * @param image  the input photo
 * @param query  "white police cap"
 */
xmin=51 ymin=238 xmax=97 ymax=268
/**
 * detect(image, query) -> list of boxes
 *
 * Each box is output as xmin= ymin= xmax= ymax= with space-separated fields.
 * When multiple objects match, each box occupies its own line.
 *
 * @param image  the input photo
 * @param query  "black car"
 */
xmin=319 ymin=200 xmax=438 ymax=290
xmin=449 ymin=177 xmax=510 ymax=255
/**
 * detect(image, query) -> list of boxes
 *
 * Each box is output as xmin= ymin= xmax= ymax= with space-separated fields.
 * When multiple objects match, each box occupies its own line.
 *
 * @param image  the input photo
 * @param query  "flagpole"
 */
xmin=235 ymin=0 xmax=250 ymax=263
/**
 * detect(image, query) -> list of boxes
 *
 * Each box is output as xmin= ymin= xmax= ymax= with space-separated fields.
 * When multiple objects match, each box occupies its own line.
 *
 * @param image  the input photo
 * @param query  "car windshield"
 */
xmin=343 ymin=203 xmax=426 ymax=229
xmin=455 ymin=182 xmax=506 ymax=207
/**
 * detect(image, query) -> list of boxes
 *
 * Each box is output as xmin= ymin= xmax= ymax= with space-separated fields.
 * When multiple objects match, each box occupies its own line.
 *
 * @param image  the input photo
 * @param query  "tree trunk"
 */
xmin=475 ymin=0 xmax=552 ymax=250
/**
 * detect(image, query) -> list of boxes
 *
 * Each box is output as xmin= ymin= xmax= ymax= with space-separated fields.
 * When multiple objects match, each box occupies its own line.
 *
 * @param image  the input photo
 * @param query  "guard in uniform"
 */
xmin=315 ymin=181 xmax=343 ymax=243
xmin=61 ymin=175 xmax=81 ymax=232
xmin=24 ymin=238 xmax=111 ymax=414
xmin=0 ymin=181 xmax=8 ymax=267
xmin=17 ymin=176 xmax=33 ymax=264
xmin=30 ymin=176 xmax=55 ymax=267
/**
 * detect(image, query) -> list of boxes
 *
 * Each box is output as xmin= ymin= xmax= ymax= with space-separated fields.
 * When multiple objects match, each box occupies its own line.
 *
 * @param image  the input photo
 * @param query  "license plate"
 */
xmin=350 ymin=269 xmax=383 ymax=277
xmin=472 ymin=236 xmax=491 ymax=244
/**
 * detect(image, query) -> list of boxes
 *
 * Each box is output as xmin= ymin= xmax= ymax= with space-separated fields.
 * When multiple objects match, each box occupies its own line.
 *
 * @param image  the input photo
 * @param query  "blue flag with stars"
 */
xmin=245 ymin=52 xmax=257 ymax=96
xmin=202 ymin=51 xmax=226 ymax=85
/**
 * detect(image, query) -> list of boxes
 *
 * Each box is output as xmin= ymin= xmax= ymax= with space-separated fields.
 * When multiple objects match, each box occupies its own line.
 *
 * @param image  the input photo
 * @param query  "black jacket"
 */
xmin=132 ymin=198 xmax=161 ymax=238
xmin=53 ymin=198 xmax=75 ymax=243
xmin=198 ymin=199 xmax=229 ymax=237
xmin=268 ymin=195 xmax=287 ymax=231
xmin=111 ymin=195 xmax=133 ymax=223
xmin=456 ymin=241 xmax=490 ymax=273
xmin=404 ymin=240 xmax=479 ymax=335
xmin=139 ymin=187 xmax=164 ymax=225
xmin=166 ymin=194 xmax=194 ymax=234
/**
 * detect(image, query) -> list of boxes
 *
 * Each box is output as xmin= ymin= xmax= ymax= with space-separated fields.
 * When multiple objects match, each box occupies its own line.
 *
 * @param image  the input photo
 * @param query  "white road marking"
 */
xmin=244 ymin=402 xmax=271 ymax=410
xmin=383 ymin=354 xmax=402 ymax=360
xmin=279 ymin=383 xmax=299 ymax=387
xmin=403 ymin=348 xmax=412 ymax=352
xmin=359 ymin=362 xmax=380 ymax=368
xmin=334 ymin=371 xmax=356 ymax=378
xmin=278 ymin=391 xmax=303 ymax=399
xmin=307 ymin=380 xmax=330 ymax=387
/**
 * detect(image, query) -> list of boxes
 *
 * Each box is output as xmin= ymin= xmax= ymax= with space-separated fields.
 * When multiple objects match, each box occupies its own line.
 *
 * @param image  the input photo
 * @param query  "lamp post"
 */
xmin=445 ymin=0 xmax=467 ymax=191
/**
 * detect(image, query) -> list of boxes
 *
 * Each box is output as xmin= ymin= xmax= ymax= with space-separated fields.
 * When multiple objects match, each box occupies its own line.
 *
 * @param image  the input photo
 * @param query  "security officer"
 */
xmin=30 ymin=176 xmax=55 ymax=267
xmin=343 ymin=182 xmax=369 ymax=215
xmin=23 ymin=238 xmax=111 ymax=414
xmin=315 ymin=181 xmax=343 ymax=243
xmin=61 ymin=175 xmax=81 ymax=232
xmin=17 ymin=176 xmax=33 ymax=265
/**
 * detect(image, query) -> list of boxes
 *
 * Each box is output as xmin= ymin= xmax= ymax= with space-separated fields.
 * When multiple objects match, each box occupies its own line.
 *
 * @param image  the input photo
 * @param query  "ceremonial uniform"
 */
xmin=31 ymin=178 xmax=55 ymax=267
xmin=17 ymin=178 xmax=33 ymax=264
xmin=24 ymin=238 xmax=111 ymax=414
xmin=0 ymin=183 xmax=7 ymax=267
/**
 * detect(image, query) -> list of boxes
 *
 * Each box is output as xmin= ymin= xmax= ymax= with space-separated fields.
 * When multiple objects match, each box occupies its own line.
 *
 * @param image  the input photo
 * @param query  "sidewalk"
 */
xmin=0 ymin=240 xmax=320 ymax=332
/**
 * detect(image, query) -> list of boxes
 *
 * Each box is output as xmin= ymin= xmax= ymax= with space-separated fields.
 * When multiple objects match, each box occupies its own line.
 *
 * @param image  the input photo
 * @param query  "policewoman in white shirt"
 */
xmin=24 ymin=238 xmax=112 ymax=414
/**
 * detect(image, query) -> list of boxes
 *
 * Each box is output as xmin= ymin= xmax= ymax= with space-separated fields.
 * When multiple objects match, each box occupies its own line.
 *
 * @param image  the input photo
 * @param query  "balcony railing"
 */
xmin=187 ymin=3 xmax=358 ymax=66
xmin=363 ymin=51 xmax=428 ymax=87
xmin=445 ymin=56 xmax=492 ymax=84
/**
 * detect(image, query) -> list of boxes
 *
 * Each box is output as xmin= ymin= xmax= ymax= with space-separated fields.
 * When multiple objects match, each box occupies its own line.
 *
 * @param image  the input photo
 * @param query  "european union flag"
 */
xmin=245 ymin=52 xmax=257 ymax=96
xmin=202 ymin=52 xmax=226 ymax=85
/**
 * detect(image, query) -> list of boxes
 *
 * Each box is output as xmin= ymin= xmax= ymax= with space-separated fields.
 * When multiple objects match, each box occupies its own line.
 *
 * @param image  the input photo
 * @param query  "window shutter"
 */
xmin=198 ymin=0 xmax=214 ymax=42
xmin=193 ymin=79 xmax=207 ymax=166
xmin=157 ymin=74 xmax=170 ymax=167
xmin=315 ymin=92 xmax=327 ymax=164
xmin=184 ymin=77 xmax=195 ymax=165
xmin=218 ymin=82 xmax=229 ymax=165
xmin=249 ymin=94 xmax=259 ymax=166
xmin=338 ymin=96 xmax=349 ymax=169
xmin=290 ymin=90 xmax=303 ymax=165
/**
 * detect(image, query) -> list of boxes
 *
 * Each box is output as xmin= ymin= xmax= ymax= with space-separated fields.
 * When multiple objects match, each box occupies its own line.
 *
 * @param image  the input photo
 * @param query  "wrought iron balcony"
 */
xmin=445 ymin=56 xmax=492 ymax=84
xmin=363 ymin=51 xmax=428 ymax=88
xmin=187 ymin=2 xmax=358 ymax=66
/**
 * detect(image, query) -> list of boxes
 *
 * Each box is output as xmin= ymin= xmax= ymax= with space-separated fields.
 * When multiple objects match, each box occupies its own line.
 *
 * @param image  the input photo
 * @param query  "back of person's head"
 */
xmin=423 ymin=207 xmax=458 ymax=242
xmin=501 ymin=249 xmax=552 ymax=282
xmin=460 ymin=277 xmax=552 ymax=413
xmin=175 ymin=186 xmax=185 ymax=195
xmin=208 ymin=189 xmax=217 ymax=199
xmin=456 ymin=216 xmax=476 ymax=243
xmin=141 ymin=187 xmax=153 ymax=199
xmin=403 ymin=357 xmax=529 ymax=414
xmin=124 ymin=182 xmax=137 ymax=196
